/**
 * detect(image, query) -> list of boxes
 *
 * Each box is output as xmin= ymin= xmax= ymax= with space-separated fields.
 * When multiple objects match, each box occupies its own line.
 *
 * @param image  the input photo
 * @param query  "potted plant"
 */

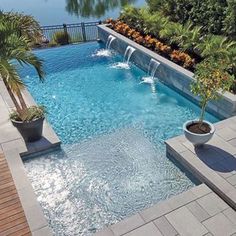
xmin=183 ymin=57 xmax=234 ymax=145
xmin=0 ymin=12 xmax=46 ymax=142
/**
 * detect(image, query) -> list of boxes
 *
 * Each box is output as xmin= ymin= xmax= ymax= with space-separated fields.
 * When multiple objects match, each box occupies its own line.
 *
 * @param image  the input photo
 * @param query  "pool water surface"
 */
xmin=22 ymin=42 xmax=219 ymax=235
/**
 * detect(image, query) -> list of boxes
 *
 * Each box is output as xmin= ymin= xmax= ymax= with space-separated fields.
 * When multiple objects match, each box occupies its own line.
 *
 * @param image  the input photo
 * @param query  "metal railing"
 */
xmin=41 ymin=21 xmax=101 ymax=44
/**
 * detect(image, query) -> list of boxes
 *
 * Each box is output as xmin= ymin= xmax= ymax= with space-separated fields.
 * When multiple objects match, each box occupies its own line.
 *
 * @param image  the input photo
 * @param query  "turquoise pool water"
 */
xmin=22 ymin=42 xmax=218 ymax=235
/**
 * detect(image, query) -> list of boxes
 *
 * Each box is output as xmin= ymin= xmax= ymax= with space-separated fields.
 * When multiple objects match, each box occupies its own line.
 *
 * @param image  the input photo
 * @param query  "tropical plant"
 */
xmin=192 ymin=57 xmax=234 ymax=124
xmin=195 ymin=35 xmax=236 ymax=59
xmin=0 ymin=12 xmax=45 ymax=121
xmin=173 ymin=22 xmax=202 ymax=52
xmin=0 ymin=11 xmax=43 ymax=45
xmin=52 ymin=31 xmax=70 ymax=45
xmin=120 ymin=5 xmax=142 ymax=29
xmin=160 ymin=21 xmax=202 ymax=51
xmin=139 ymin=8 xmax=169 ymax=36
xmin=159 ymin=21 xmax=178 ymax=41
xmin=10 ymin=105 xmax=46 ymax=122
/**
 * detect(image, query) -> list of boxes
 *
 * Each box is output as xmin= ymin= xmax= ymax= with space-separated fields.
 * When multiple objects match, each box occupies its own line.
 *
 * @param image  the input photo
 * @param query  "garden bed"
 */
xmin=106 ymin=18 xmax=196 ymax=72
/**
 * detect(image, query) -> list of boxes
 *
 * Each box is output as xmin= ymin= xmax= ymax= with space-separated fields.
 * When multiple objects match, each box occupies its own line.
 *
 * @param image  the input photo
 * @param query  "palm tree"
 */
xmin=0 ymin=11 xmax=42 ymax=45
xmin=0 ymin=12 xmax=45 ymax=119
xmin=160 ymin=21 xmax=202 ymax=52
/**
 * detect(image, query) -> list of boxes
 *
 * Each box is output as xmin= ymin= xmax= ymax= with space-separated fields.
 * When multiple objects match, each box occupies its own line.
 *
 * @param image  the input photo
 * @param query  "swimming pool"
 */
xmin=22 ymin=42 xmax=219 ymax=235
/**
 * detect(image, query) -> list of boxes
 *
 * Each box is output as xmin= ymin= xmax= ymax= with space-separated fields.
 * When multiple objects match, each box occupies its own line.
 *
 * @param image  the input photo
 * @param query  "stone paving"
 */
xmin=95 ymin=184 xmax=236 ymax=236
xmin=166 ymin=116 xmax=236 ymax=211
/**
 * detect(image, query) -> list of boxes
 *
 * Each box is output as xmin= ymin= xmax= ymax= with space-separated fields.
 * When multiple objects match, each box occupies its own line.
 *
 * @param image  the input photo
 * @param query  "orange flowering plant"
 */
xmin=171 ymin=50 xmax=195 ymax=68
xmin=192 ymin=57 xmax=234 ymax=124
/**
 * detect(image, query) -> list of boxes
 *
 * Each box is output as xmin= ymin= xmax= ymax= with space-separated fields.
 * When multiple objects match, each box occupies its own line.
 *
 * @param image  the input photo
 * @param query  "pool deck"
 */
xmin=95 ymin=184 xmax=236 ymax=236
xmin=0 ymin=79 xmax=59 ymax=235
xmin=0 ymin=152 xmax=31 ymax=236
xmin=166 ymin=116 xmax=236 ymax=211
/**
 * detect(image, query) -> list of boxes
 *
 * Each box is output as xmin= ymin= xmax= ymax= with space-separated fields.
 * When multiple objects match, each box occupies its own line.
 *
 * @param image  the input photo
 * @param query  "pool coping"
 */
xmin=97 ymin=24 xmax=236 ymax=119
xmin=165 ymin=117 xmax=236 ymax=211
xmin=0 ymin=78 xmax=61 ymax=235
xmin=95 ymin=184 xmax=236 ymax=236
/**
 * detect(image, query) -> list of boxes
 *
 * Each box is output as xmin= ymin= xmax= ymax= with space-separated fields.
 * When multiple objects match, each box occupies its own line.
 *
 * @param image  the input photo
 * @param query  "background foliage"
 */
xmin=146 ymin=0 xmax=235 ymax=38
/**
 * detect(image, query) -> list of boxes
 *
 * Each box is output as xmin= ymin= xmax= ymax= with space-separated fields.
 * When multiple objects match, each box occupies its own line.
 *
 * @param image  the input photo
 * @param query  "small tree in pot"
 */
xmin=183 ymin=57 xmax=234 ymax=145
xmin=0 ymin=12 xmax=46 ymax=142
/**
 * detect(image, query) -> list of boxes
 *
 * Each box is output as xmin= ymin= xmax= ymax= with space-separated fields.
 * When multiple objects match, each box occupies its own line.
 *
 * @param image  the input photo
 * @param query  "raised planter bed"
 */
xmin=98 ymin=24 xmax=236 ymax=119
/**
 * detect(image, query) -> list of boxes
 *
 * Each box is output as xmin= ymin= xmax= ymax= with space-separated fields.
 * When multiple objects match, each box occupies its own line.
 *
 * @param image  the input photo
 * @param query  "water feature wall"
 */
xmin=98 ymin=25 xmax=236 ymax=119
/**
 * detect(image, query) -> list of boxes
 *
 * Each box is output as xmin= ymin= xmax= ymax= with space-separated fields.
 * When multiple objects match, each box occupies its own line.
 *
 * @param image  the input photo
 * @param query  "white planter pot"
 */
xmin=183 ymin=120 xmax=215 ymax=146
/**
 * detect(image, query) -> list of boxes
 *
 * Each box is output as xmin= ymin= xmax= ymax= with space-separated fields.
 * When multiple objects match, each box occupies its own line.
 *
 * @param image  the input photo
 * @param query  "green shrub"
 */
xmin=146 ymin=0 xmax=193 ymax=23
xmin=140 ymin=9 xmax=169 ymax=36
xmin=146 ymin=0 xmax=228 ymax=35
xmin=195 ymin=35 xmax=236 ymax=59
xmin=189 ymin=0 xmax=226 ymax=34
xmin=10 ymin=105 xmax=46 ymax=122
xmin=223 ymin=0 xmax=236 ymax=39
xmin=159 ymin=21 xmax=202 ymax=51
xmin=52 ymin=31 xmax=70 ymax=45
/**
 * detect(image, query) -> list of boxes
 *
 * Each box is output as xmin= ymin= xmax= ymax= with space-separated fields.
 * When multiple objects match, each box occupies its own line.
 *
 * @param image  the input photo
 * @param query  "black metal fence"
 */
xmin=41 ymin=21 xmax=101 ymax=44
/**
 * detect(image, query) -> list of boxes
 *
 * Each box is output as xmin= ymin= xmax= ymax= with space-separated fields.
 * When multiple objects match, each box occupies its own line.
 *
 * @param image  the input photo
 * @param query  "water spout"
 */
xmin=140 ymin=59 xmax=161 ymax=93
xmin=148 ymin=59 xmax=160 ymax=79
xmin=123 ymin=46 xmax=136 ymax=64
xmin=106 ymin=35 xmax=116 ymax=50
xmin=93 ymin=35 xmax=116 ymax=57
xmin=110 ymin=45 xmax=136 ymax=70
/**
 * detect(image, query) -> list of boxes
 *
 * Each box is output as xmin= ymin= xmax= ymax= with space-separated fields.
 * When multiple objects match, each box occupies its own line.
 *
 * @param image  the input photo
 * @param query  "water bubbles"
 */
xmin=140 ymin=76 xmax=155 ymax=84
xmin=92 ymin=49 xmax=112 ymax=57
xmin=140 ymin=76 xmax=157 ymax=93
xmin=110 ymin=62 xmax=130 ymax=70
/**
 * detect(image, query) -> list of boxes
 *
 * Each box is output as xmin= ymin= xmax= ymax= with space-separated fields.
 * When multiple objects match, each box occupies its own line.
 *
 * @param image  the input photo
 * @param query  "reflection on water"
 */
xmin=66 ymin=0 xmax=137 ymax=18
xmin=0 ymin=0 xmax=145 ymax=25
